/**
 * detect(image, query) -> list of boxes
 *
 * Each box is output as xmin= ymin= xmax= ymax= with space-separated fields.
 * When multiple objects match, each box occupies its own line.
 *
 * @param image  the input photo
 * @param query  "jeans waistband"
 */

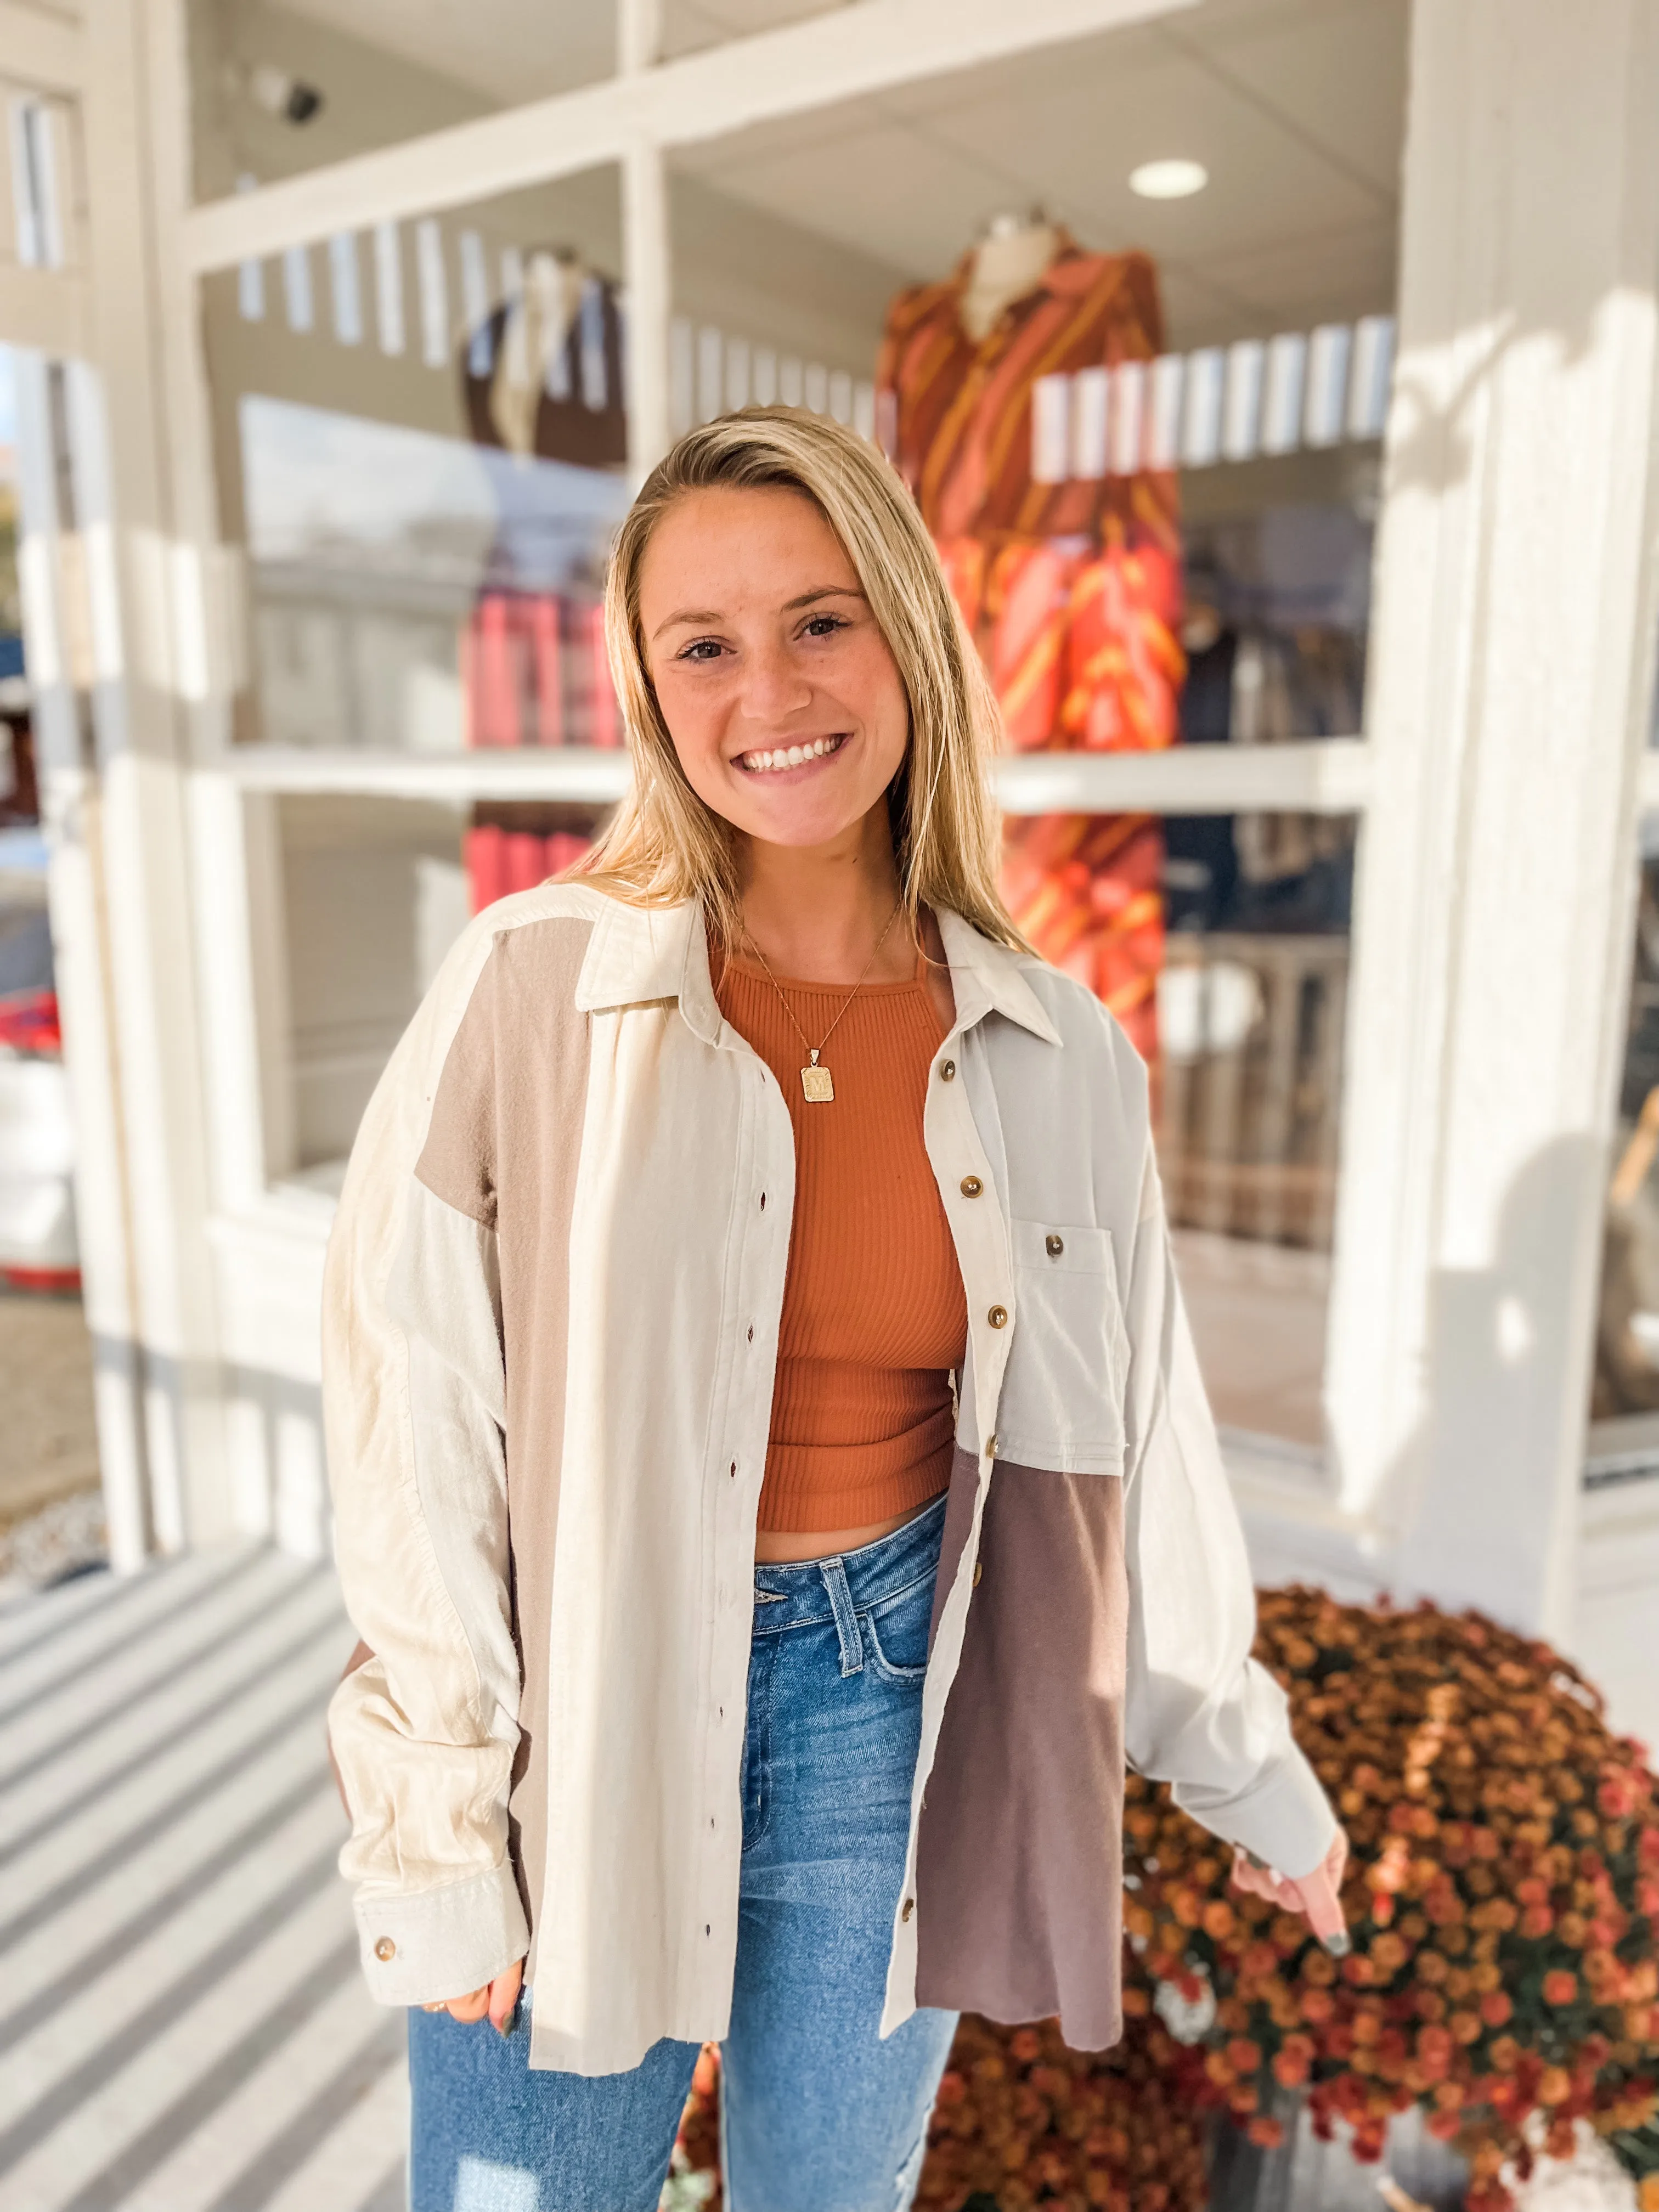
xmin=751 ymin=1491 xmax=947 ymax=1637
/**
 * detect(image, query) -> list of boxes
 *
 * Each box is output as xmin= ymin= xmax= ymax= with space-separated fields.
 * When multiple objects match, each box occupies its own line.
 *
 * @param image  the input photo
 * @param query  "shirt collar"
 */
xmin=575 ymin=895 xmax=1062 ymax=1049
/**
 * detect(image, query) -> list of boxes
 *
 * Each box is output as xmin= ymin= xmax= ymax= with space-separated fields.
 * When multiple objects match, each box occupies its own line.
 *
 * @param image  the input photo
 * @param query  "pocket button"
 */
xmin=1046 ymin=1233 xmax=1064 ymax=1256
xmin=374 ymin=1937 xmax=396 ymax=1962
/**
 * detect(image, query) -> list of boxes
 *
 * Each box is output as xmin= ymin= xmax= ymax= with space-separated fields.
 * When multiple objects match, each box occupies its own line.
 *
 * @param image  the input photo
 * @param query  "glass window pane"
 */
xmin=203 ymin=168 xmax=630 ymax=754
xmin=1002 ymin=806 xmax=1353 ymax=1450
xmin=268 ymin=793 xmax=614 ymax=1190
xmin=187 ymin=0 xmax=617 ymax=201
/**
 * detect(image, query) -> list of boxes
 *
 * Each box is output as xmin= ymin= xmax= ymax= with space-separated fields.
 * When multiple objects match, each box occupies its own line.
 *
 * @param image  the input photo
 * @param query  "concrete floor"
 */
xmin=0 ymin=1292 xmax=100 ymax=1529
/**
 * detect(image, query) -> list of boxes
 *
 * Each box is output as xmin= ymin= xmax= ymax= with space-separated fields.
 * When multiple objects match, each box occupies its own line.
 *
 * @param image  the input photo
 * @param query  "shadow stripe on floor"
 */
xmin=0 ymin=1610 xmax=346 ymax=1869
xmin=203 ymin=2011 xmax=407 ymax=2212
xmin=52 ymin=1929 xmax=366 ymax=2212
xmin=0 ymin=1760 xmax=338 ymax=2054
xmin=0 ymin=1838 xmax=344 ymax=2176
xmin=0 ymin=1683 xmax=337 ymax=1947
xmin=0 ymin=1548 xmax=273 ymax=1729
xmin=0 ymin=1563 xmax=331 ymax=1791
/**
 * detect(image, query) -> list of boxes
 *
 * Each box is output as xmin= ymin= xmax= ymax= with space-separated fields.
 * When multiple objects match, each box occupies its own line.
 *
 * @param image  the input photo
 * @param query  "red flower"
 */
xmin=1543 ymin=1971 xmax=1578 ymax=2007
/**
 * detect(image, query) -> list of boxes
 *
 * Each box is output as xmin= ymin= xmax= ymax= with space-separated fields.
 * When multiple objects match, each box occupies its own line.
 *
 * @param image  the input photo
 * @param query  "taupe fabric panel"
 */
xmin=916 ymin=1458 xmax=1128 ymax=2051
xmin=416 ymin=915 xmax=597 ymax=1970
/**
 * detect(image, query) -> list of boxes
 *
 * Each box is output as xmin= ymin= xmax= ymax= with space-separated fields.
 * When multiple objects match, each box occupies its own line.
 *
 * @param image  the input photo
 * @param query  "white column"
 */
xmin=12 ymin=352 xmax=153 ymax=1571
xmin=1324 ymin=0 xmax=1659 ymax=1638
xmin=618 ymin=0 xmax=672 ymax=479
xmin=57 ymin=0 xmax=235 ymax=1549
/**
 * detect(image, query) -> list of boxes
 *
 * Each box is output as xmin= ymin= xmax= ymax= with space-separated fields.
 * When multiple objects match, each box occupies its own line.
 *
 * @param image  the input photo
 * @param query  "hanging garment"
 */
xmin=461 ymin=252 xmax=628 ymax=471
xmin=1229 ymin=627 xmax=1359 ymax=899
xmin=876 ymin=239 xmax=1182 ymax=1062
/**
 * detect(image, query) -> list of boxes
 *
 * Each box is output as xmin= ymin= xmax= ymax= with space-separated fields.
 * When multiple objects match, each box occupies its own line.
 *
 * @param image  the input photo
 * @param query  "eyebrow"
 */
xmin=650 ymin=584 xmax=865 ymax=641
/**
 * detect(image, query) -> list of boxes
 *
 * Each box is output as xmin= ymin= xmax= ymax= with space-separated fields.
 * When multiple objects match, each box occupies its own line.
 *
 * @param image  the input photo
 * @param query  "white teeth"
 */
xmin=743 ymin=735 xmax=843 ymax=772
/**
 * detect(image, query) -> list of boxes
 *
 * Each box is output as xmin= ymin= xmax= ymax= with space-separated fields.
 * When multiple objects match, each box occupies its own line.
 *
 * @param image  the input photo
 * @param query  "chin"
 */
xmin=742 ymin=806 xmax=867 ymax=850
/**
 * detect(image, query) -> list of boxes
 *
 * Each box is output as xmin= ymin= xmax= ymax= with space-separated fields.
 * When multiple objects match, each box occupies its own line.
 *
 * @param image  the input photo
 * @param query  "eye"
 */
xmin=676 ymin=638 xmax=724 ymax=663
xmin=801 ymin=613 xmax=849 ymax=639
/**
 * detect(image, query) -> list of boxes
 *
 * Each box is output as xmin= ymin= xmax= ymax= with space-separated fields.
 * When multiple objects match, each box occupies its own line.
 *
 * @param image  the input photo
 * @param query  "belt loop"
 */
xmin=819 ymin=1557 xmax=864 ymax=1677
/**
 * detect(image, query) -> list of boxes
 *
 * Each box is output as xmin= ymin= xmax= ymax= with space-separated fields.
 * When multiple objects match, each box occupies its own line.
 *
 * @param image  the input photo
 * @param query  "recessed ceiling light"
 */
xmin=1129 ymin=159 xmax=1209 ymax=200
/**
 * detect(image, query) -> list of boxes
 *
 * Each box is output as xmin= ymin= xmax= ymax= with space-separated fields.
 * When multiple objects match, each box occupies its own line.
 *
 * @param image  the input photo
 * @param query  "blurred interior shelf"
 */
xmin=213 ymin=737 xmax=1372 ymax=815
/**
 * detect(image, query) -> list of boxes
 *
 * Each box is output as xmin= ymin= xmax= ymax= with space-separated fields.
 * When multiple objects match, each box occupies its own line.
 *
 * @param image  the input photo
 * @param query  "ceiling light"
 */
xmin=1129 ymin=159 xmax=1209 ymax=200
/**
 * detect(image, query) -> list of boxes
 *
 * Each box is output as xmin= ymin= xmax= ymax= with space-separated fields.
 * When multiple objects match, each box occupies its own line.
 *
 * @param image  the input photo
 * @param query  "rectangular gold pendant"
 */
xmin=800 ymin=1063 xmax=834 ymax=1103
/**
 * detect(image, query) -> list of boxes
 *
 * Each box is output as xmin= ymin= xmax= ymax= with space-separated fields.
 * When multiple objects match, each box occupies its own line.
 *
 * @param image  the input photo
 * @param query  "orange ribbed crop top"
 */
xmin=713 ymin=946 xmax=969 ymax=1533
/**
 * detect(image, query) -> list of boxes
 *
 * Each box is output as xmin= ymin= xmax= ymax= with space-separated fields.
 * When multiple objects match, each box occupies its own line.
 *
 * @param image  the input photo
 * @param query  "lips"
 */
xmin=736 ymin=733 xmax=848 ymax=775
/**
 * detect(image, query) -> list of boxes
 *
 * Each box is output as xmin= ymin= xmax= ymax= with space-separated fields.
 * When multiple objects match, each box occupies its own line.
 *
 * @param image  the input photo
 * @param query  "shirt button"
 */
xmin=988 ymin=1305 xmax=1008 ymax=1329
xmin=374 ymin=1937 xmax=396 ymax=1962
xmin=973 ymin=1560 xmax=983 ymax=1587
xmin=1046 ymin=1232 xmax=1064 ymax=1256
xmin=960 ymin=1175 xmax=982 ymax=1198
xmin=985 ymin=1433 xmax=997 ymax=1457
xmin=939 ymin=1059 xmax=956 ymax=1082
xmin=901 ymin=1897 xmax=915 ymax=1922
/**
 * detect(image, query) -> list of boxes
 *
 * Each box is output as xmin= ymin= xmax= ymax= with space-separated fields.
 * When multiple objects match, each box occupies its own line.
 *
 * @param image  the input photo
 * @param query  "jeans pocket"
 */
xmin=863 ymin=1575 xmax=934 ymax=1683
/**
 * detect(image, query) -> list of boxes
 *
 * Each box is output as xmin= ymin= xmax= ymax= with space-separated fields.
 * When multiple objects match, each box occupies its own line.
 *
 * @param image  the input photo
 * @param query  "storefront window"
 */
xmin=203 ymin=167 xmax=630 ymax=755
xmin=199 ymin=0 xmax=1406 ymax=1453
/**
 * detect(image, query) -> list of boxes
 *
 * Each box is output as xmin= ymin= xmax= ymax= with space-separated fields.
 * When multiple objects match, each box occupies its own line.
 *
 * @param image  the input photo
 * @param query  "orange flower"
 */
xmin=1479 ymin=1991 xmax=1513 ymax=2028
xmin=1542 ymin=1970 xmax=1578 ymax=2006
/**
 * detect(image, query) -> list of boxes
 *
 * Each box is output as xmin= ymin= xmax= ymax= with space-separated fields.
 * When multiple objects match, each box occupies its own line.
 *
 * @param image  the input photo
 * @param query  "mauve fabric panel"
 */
xmin=415 ymin=916 xmax=597 ymax=1974
xmin=916 ymin=1454 xmax=1128 ymax=2051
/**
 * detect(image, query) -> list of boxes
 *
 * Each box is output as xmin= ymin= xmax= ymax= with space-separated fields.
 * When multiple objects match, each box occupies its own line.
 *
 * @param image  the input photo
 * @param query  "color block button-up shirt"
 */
xmin=322 ymin=887 xmax=1336 ymax=2076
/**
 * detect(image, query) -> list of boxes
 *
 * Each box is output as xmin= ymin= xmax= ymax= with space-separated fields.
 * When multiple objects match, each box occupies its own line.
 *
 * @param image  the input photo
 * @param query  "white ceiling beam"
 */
xmin=181 ymin=0 xmax=1199 ymax=274
xmin=0 ymin=4 xmax=88 ymax=95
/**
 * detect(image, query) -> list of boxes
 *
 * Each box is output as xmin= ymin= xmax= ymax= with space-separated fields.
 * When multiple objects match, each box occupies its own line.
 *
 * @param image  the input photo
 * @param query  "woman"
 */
xmin=323 ymin=408 xmax=1345 ymax=2212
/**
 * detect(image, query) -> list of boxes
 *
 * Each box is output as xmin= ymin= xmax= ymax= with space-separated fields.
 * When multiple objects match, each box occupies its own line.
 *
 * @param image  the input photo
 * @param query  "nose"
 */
xmin=736 ymin=638 xmax=813 ymax=725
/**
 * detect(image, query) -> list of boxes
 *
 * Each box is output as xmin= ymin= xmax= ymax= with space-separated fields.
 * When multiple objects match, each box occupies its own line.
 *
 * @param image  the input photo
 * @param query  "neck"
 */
xmin=960 ymin=220 xmax=1061 ymax=341
xmin=737 ymin=803 xmax=907 ymax=984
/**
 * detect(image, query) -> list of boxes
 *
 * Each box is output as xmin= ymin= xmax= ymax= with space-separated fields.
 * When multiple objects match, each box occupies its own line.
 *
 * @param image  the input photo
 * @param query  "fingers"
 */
xmin=418 ymin=1955 xmax=529 ymax=2031
xmin=488 ymin=1956 xmax=525 ymax=2037
xmin=1230 ymin=1836 xmax=1352 ymax=1951
xmin=1292 ymin=1862 xmax=1348 ymax=1944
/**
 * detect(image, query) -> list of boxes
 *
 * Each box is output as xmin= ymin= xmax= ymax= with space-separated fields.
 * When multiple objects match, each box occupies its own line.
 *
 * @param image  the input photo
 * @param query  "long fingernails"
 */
xmin=1322 ymin=1930 xmax=1352 ymax=1958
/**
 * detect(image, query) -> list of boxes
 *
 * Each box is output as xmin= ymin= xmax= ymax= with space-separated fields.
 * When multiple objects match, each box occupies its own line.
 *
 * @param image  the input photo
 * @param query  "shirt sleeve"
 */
xmin=1118 ymin=1138 xmax=1338 ymax=1880
xmin=322 ymin=929 xmax=529 ymax=2007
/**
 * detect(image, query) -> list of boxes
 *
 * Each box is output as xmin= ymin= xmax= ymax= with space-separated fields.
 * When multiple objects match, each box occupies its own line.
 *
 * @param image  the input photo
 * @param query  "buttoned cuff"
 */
xmin=1173 ymin=1742 xmax=1338 ymax=1882
xmin=353 ymin=1860 xmax=529 ymax=2007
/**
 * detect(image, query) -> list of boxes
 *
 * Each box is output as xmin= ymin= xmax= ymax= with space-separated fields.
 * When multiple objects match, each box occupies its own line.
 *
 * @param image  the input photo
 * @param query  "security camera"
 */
xmin=246 ymin=63 xmax=324 ymax=125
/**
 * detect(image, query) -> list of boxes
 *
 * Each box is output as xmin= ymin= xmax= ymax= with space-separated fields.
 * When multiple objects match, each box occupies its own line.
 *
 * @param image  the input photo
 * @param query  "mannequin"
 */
xmin=958 ymin=211 xmax=1063 ymax=341
xmin=875 ymin=224 xmax=1182 ymax=1058
xmin=460 ymin=246 xmax=627 ymax=471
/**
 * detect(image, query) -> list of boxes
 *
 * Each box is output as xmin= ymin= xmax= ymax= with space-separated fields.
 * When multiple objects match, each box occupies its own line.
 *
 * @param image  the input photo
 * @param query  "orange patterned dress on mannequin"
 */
xmin=876 ymin=239 xmax=1183 ymax=1057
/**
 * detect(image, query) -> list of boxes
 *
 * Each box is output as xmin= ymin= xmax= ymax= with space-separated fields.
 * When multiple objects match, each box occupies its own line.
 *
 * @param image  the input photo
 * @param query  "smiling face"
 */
xmin=637 ymin=484 xmax=911 ymax=855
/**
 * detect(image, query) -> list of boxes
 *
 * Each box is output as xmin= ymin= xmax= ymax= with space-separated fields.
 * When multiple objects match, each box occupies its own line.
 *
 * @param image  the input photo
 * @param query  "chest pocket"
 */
xmin=993 ymin=1218 xmax=1129 ymax=1475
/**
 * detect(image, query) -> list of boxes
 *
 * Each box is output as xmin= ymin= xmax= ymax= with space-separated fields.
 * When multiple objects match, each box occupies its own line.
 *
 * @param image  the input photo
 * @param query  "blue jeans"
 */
xmin=408 ymin=1494 xmax=958 ymax=2212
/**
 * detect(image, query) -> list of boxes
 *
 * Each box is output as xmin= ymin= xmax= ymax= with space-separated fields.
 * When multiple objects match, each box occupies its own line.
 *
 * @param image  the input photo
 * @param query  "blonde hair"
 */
xmin=580 ymin=406 xmax=1023 ymax=951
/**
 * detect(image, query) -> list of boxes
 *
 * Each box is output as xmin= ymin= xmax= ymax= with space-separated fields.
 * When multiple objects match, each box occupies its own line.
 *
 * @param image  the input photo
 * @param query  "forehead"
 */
xmin=640 ymin=484 xmax=855 ymax=605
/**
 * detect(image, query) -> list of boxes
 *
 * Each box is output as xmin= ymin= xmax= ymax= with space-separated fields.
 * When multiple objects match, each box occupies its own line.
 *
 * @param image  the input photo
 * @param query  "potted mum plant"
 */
xmin=1121 ymin=1587 xmax=1659 ymax=2211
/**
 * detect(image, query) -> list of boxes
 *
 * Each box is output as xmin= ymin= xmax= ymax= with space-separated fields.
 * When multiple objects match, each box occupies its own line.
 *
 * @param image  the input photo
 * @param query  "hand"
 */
xmin=422 ymin=1954 xmax=524 ymax=2033
xmin=1230 ymin=1829 xmax=1350 ymax=1952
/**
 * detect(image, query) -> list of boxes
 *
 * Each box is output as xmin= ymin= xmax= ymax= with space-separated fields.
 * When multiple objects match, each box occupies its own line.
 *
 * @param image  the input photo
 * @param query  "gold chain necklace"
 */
xmin=742 ymin=901 xmax=904 ymax=1104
